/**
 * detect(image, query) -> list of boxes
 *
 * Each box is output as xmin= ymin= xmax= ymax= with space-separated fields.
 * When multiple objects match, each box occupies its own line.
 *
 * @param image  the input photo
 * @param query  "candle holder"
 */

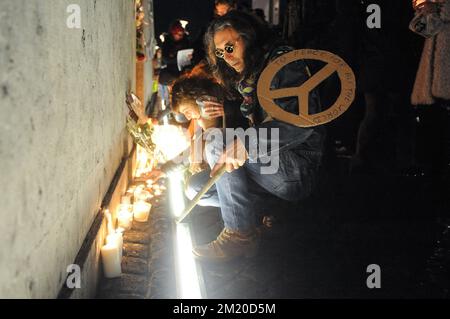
xmin=117 ymin=209 xmax=133 ymax=230
xmin=133 ymin=201 xmax=152 ymax=222
xmin=135 ymin=190 xmax=152 ymax=202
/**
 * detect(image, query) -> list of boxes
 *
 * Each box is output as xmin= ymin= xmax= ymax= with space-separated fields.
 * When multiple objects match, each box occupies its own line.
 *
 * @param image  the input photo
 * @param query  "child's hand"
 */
xmin=202 ymin=101 xmax=224 ymax=119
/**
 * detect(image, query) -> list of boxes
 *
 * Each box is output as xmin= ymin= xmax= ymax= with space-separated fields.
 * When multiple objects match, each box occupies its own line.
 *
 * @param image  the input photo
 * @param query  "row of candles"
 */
xmin=100 ymin=180 xmax=166 ymax=278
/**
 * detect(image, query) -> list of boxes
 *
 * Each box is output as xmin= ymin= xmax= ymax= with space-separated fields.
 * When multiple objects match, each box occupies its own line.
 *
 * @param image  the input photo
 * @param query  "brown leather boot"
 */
xmin=192 ymin=228 xmax=260 ymax=262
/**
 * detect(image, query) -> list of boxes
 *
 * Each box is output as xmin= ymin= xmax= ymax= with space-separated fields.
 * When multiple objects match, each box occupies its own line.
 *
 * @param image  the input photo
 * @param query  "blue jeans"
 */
xmin=185 ymin=136 xmax=320 ymax=232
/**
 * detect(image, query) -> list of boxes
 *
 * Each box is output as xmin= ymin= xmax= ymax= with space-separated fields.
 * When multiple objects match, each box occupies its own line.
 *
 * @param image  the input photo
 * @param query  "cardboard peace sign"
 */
xmin=257 ymin=49 xmax=356 ymax=127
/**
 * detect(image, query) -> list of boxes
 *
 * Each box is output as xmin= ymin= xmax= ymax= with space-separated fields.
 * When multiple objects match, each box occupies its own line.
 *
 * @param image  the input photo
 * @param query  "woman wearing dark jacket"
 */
xmin=190 ymin=11 xmax=326 ymax=262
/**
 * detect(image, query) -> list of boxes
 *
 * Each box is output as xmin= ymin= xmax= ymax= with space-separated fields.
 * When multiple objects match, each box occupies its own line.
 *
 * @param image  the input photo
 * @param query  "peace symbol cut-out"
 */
xmin=257 ymin=49 xmax=356 ymax=127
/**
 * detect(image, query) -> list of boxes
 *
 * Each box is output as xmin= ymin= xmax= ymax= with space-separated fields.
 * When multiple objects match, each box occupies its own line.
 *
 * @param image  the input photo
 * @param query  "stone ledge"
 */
xmin=123 ymin=242 xmax=149 ymax=259
xmin=123 ymin=230 xmax=151 ymax=244
xmin=97 ymin=273 xmax=149 ymax=298
xmin=121 ymin=256 xmax=148 ymax=275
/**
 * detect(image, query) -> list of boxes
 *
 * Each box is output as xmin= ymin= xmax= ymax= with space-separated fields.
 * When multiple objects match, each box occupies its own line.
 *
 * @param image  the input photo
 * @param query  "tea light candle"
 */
xmin=107 ymin=232 xmax=123 ymax=260
xmin=126 ymin=185 xmax=136 ymax=195
xmin=117 ymin=209 xmax=133 ymax=230
xmin=101 ymin=243 xmax=121 ymax=278
xmin=134 ymin=184 xmax=145 ymax=194
xmin=133 ymin=201 xmax=152 ymax=222
xmin=121 ymin=195 xmax=132 ymax=205
xmin=135 ymin=190 xmax=151 ymax=202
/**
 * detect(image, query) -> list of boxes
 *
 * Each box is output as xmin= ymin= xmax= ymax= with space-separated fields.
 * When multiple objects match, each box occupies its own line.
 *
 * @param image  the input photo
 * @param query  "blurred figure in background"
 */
xmin=214 ymin=0 xmax=237 ymax=17
xmin=410 ymin=0 xmax=450 ymax=297
xmin=157 ymin=20 xmax=192 ymax=119
xmin=253 ymin=8 xmax=267 ymax=24
xmin=159 ymin=20 xmax=192 ymax=85
xmin=350 ymin=0 xmax=421 ymax=175
xmin=411 ymin=0 xmax=450 ymax=180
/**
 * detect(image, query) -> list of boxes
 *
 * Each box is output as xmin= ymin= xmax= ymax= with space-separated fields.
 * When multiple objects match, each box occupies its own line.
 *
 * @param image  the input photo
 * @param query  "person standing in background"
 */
xmin=410 ymin=0 xmax=450 ymax=297
xmin=410 ymin=0 xmax=450 ymax=179
xmin=159 ymin=20 xmax=192 ymax=85
xmin=214 ymin=0 xmax=237 ymax=17
xmin=350 ymin=0 xmax=421 ymax=174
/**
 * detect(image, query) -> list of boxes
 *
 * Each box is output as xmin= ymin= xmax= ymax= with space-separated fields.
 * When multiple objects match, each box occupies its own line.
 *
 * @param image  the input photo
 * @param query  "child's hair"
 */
xmin=171 ymin=62 xmax=225 ymax=113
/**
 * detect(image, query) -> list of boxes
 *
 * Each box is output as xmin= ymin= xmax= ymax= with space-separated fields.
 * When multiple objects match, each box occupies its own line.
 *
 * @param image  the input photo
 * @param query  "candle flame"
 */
xmin=151 ymin=125 xmax=190 ymax=162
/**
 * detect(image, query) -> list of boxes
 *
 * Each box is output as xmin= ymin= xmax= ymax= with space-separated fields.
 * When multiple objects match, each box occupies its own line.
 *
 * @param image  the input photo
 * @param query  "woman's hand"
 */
xmin=202 ymin=101 xmax=225 ymax=119
xmin=210 ymin=138 xmax=248 ymax=176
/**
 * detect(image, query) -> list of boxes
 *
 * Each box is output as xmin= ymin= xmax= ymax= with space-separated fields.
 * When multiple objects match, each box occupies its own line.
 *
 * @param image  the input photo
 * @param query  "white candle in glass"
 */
xmin=133 ymin=201 xmax=152 ymax=222
xmin=117 ymin=208 xmax=133 ymax=230
xmin=135 ymin=190 xmax=151 ymax=202
xmin=101 ymin=243 xmax=121 ymax=278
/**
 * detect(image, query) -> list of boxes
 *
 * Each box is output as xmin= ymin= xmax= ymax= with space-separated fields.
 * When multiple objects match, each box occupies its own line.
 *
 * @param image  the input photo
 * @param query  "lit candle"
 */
xmin=119 ymin=203 xmax=132 ymax=211
xmin=107 ymin=232 xmax=123 ymax=260
xmin=101 ymin=243 xmax=121 ymax=278
xmin=127 ymin=185 xmax=136 ymax=192
xmin=135 ymin=190 xmax=151 ymax=202
xmin=133 ymin=185 xmax=145 ymax=200
xmin=121 ymin=195 xmax=132 ymax=205
xmin=117 ymin=208 xmax=133 ymax=230
xmin=133 ymin=201 xmax=152 ymax=222
xmin=154 ymin=189 xmax=162 ymax=197
xmin=134 ymin=184 xmax=145 ymax=194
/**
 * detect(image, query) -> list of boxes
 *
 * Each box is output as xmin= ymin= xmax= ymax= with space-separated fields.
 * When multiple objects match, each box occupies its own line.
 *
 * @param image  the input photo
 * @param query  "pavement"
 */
xmin=97 ymin=158 xmax=449 ymax=299
xmin=189 ymin=159 xmax=449 ymax=299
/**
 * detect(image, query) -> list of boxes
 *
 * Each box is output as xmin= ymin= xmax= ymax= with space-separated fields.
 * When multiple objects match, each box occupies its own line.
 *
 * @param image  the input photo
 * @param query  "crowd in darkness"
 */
xmin=147 ymin=0 xmax=449 ymax=263
xmin=152 ymin=0 xmax=449 ymax=178
xmin=302 ymin=1 xmax=448 ymax=182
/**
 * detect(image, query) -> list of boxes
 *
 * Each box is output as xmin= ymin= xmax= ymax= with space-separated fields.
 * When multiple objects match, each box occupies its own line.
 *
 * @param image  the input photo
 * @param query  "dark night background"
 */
xmin=153 ymin=0 xmax=254 ymax=41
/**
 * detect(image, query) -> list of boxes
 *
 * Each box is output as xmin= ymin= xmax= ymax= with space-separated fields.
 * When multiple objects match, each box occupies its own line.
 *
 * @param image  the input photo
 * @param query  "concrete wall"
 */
xmin=0 ymin=0 xmax=136 ymax=298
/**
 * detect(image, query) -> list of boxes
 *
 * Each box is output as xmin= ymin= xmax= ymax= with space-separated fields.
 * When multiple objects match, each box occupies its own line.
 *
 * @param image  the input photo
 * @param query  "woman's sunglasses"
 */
xmin=215 ymin=44 xmax=235 ymax=59
xmin=214 ymin=37 xmax=240 ymax=59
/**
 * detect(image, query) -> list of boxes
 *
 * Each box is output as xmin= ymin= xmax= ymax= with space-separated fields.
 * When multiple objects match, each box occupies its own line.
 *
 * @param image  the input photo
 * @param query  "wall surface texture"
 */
xmin=0 ymin=0 xmax=136 ymax=298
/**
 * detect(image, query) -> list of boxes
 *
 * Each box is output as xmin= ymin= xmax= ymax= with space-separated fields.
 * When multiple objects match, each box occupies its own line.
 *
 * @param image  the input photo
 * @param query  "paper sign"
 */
xmin=177 ymin=48 xmax=194 ymax=71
